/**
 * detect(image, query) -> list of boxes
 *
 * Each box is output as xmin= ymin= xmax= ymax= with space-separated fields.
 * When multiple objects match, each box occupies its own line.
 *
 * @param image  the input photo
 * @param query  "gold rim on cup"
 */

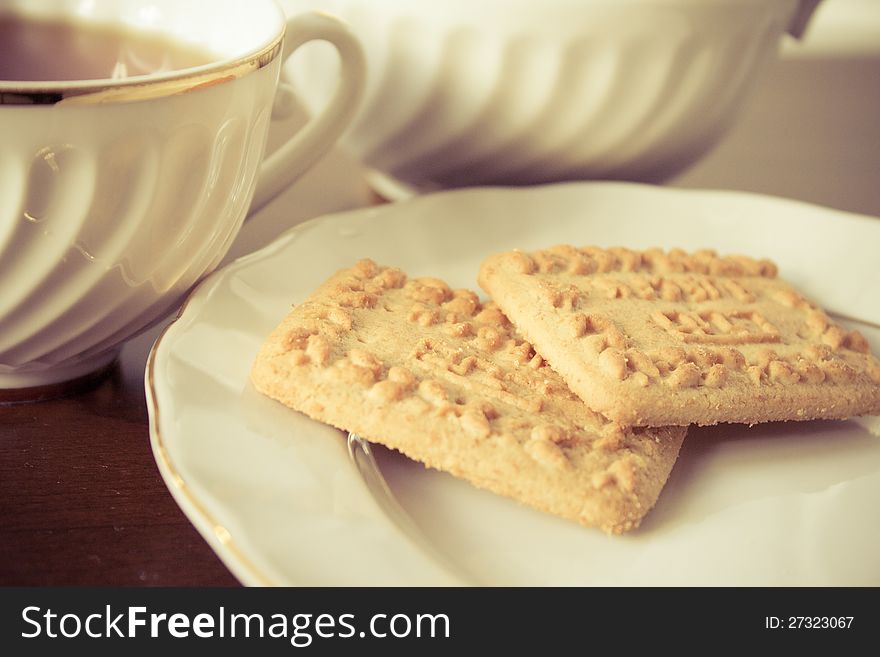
xmin=0 ymin=34 xmax=283 ymax=106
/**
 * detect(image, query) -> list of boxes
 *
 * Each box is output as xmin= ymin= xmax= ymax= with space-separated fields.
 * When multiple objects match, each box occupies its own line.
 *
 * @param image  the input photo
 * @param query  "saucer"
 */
xmin=147 ymin=182 xmax=880 ymax=585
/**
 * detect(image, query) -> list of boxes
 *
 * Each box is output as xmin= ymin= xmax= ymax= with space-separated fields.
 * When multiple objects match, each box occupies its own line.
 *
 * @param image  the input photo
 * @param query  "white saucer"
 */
xmin=146 ymin=182 xmax=880 ymax=585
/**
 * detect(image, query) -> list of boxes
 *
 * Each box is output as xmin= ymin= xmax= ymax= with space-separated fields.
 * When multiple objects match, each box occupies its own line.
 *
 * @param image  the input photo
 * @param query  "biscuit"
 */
xmin=479 ymin=246 xmax=880 ymax=426
xmin=251 ymin=259 xmax=686 ymax=534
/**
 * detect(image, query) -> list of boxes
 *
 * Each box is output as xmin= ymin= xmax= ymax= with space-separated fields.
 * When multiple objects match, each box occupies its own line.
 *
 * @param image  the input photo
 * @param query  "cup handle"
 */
xmin=249 ymin=12 xmax=365 ymax=214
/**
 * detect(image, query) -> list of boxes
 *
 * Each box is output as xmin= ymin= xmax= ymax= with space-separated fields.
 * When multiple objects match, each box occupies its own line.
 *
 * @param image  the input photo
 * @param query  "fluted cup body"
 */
xmin=287 ymin=0 xmax=807 ymax=193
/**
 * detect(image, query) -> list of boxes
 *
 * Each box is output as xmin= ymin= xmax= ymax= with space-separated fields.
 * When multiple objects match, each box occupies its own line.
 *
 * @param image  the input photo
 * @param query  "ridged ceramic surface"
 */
xmin=0 ymin=62 xmax=278 ymax=387
xmin=287 ymin=0 xmax=800 ymax=190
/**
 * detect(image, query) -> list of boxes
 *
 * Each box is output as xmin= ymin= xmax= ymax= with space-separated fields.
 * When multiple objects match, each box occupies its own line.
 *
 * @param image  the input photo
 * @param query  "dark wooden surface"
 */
xmin=0 ymin=324 xmax=239 ymax=586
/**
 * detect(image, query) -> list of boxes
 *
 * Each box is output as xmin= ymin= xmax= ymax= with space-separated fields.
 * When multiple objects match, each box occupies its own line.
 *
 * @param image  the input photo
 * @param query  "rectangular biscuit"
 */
xmin=251 ymin=259 xmax=686 ymax=534
xmin=478 ymin=245 xmax=880 ymax=427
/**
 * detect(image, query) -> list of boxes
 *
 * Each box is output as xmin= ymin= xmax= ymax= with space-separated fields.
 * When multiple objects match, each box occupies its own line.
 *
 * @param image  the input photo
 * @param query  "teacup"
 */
xmin=0 ymin=0 xmax=365 ymax=397
xmin=285 ymin=0 xmax=819 ymax=196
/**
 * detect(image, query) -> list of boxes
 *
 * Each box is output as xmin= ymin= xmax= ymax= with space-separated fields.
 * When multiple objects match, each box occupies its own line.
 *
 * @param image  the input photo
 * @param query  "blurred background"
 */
xmin=230 ymin=0 xmax=879 ymax=260
xmin=675 ymin=0 xmax=880 ymax=217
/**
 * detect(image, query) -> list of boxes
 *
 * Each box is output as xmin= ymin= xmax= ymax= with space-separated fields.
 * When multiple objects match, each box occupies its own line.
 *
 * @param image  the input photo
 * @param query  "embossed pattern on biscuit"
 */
xmin=479 ymin=246 xmax=880 ymax=427
xmin=251 ymin=259 xmax=686 ymax=534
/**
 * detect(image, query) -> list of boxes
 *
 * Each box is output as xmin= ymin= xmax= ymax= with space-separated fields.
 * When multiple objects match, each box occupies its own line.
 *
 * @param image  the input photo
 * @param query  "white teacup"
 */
xmin=285 ymin=0 xmax=819 ymax=195
xmin=0 ymin=0 xmax=365 ymax=396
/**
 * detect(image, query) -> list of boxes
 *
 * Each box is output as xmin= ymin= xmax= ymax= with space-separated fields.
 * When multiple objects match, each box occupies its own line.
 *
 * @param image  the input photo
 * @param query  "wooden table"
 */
xmin=2 ymin=2 xmax=878 ymax=585
xmin=0 ymin=326 xmax=240 ymax=586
